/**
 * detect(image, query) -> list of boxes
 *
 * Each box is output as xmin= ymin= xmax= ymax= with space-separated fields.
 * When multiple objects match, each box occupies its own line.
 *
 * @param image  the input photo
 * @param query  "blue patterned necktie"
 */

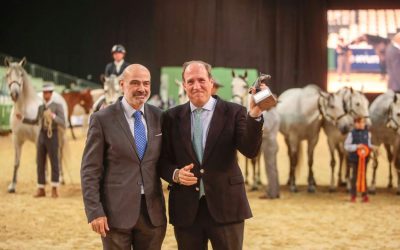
xmin=133 ymin=111 xmax=147 ymax=160
xmin=193 ymin=108 xmax=205 ymax=198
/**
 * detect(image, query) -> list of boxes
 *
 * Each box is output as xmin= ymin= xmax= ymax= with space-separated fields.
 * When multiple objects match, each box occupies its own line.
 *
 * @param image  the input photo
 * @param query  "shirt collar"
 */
xmin=114 ymin=59 xmax=124 ymax=66
xmin=121 ymin=97 xmax=145 ymax=117
xmin=189 ymin=96 xmax=216 ymax=112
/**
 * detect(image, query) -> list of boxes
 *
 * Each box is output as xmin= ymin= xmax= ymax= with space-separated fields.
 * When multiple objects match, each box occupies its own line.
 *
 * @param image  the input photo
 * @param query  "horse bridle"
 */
xmin=318 ymin=95 xmax=347 ymax=124
xmin=8 ymin=80 xmax=22 ymax=88
xmin=344 ymin=94 xmax=369 ymax=119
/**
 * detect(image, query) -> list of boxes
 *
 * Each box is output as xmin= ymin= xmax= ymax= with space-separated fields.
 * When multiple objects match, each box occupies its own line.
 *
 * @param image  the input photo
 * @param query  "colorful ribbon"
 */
xmin=356 ymin=144 xmax=370 ymax=193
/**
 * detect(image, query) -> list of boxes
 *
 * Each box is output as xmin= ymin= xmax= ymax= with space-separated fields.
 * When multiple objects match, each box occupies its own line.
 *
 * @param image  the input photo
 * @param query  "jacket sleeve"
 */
xmin=344 ymin=132 xmax=357 ymax=152
xmin=81 ymin=114 xmax=106 ymax=222
xmin=53 ymin=103 xmax=66 ymax=128
xmin=158 ymin=111 xmax=178 ymax=184
xmin=235 ymin=106 xmax=264 ymax=158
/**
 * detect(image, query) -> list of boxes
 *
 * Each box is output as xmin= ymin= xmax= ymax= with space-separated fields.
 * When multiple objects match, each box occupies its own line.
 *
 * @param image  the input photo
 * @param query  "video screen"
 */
xmin=327 ymin=10 xmax=400 ymax=93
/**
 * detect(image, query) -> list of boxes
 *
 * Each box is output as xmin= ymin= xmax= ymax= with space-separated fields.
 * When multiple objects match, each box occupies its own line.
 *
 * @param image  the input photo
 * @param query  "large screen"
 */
xmin=327 ymin=10 xmax=400 ymax=93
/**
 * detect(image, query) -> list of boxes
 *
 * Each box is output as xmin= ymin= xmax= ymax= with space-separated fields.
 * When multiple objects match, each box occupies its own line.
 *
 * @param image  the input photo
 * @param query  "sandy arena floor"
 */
xmin=0 ymin=128 xmax=399 ymax=250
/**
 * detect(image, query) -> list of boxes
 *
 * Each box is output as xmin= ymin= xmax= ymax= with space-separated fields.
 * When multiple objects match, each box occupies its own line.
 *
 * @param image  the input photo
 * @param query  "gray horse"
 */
xmin=369 ymin=91 xmax=400 ymax=194
xmin=277 ymin=85 xmax=350 ymax=192
xmin=93 ymin=74 xmax=121 ymax=112
xmin=322 ymin=87 xmax=370 ymax=191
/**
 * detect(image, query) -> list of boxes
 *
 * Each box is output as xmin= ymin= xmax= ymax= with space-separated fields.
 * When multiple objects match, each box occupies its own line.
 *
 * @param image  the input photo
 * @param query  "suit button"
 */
xmin=195 ymin=187 xmax=200 ymax=191
xmin=200 ymin=169 xmax=204 ymax=174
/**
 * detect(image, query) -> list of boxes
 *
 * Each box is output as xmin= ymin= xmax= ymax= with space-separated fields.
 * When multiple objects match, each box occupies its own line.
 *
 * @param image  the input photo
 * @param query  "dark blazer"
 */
xmin=81 ymin=97 xmax=166 ymax=229
xmin=105 ymin=61 xmax=130 ymax=77
xmin=159 ymin=96 xmax=263 ymax=227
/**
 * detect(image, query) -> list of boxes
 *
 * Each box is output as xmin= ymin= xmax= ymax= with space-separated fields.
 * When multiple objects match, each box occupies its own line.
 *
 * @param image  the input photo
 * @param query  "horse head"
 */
xmin=175 ymin=79 xmax=188 ymax=104
xmin=387 ymin=93 xmax=400 ymax=134
xmin=231 ymin=70 xmax=249 ymax=105
xmin=319 ymin=91 xmax=352 ymax=133
xmin=102 ymin=74 xmax=121 ymax=105
xmin=4 ymin=57 xmax=27 ymax=102
xmin=339 ymin=87 xmax=371 ymax=127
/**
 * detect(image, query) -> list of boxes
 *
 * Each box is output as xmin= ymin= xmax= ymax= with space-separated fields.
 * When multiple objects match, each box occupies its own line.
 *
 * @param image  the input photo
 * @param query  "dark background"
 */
xmin=1 ymin=0 xmax=399 ymax=94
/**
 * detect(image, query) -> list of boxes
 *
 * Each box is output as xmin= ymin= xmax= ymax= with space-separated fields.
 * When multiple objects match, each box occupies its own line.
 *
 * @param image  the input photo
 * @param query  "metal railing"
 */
xmin=0 ymin=52 xmax=99 ymax=90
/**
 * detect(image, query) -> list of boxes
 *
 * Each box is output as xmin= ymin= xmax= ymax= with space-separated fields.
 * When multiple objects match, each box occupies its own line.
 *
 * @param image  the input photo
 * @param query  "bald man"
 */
xmin=81 ymin=64 xmax=166 ymax=249
xmin=386 ymin=32 xmax=400 ymax=92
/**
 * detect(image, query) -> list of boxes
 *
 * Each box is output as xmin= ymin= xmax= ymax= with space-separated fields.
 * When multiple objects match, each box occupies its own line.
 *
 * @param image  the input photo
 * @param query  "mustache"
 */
xmin=132 ymin=91 xmax=148 ymax=97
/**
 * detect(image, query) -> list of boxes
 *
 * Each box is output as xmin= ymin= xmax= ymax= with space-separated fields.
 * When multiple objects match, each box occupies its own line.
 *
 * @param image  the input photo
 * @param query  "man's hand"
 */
xmin=248 ymin=87 xmax=263 ymax=118
xmin=178 ymin=163 xmax=198 ymax=186
xmin=15 ymin=113 xmax=23 ymax=120
xmin=90 ymin=216 xmax=109 ymax=237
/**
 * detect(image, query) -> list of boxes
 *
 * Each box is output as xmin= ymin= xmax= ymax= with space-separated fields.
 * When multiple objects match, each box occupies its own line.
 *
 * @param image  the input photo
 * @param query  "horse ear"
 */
xmin=231 ymin=70 xmax=235 ymax=78
xmin=319 ymin=90 xmax=329 ymax=98
xmin=350 ymin=87 xmax=354 ymax=94
xmin=243 ymin=70 xmax=248 ymax=79
xmin=4 ymin=57 xmax=10 ymax=67
xmin=394 ymin=94 xmax=398 ymax=103
xmin=19 ymin=57 xmax=27 ymax=66
xmin=360 ymin=84 xmax=364 ymax=93
xmin=100 ymin=74 xmax=106 ymax=83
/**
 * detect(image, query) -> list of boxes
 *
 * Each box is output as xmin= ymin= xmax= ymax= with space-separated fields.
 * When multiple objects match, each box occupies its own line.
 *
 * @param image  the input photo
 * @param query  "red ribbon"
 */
xmin=356 ymin=144 xmax=370 ymax=193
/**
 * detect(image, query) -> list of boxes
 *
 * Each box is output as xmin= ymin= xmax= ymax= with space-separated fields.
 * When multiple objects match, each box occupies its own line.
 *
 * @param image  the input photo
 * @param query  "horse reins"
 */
xmin=345 ymin=94 xmax=369 ymax=119
xmin=318 ymin=96 xmax=347 ymax=124
xmin=387 ymin=102 xmax=400 ymax=130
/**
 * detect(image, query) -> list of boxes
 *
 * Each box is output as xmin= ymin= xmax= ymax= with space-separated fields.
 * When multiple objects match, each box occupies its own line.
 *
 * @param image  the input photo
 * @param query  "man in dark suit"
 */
xmin=159 ymin=61 xmax=267 ymax=250
xmin=386 ymin=32 xmax=400 ymax=92
xmin=81 ymin=64 xmax=166 ymax=249
xmin=18 ymin=82 xmax=66 ymax=198
xmin=105 ymin=44 xmax=130 ymax=77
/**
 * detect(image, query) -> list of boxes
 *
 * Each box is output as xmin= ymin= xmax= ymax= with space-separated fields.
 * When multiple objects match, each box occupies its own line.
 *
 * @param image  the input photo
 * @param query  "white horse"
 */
xmin=175 ymin=79 xmax=188 ymax=105
xmin=4 ymin=58 xmax=68 ymax=192
xmin=277 ymin=85 xmax=350 ymax=192
xmin=93 ymin=74 xmax=121 ymax=112
xmin=369 ymin=91 xmax=400 ymax=194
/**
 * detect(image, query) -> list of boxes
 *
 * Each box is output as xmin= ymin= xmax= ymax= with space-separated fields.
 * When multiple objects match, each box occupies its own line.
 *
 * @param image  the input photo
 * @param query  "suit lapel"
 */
xmin=203 ymin=98 xmax=227 ymax=164
xmin=178 ymin=103 xmax=199 ymax=165
xmin=143 ymin=104 xmax=154 ymax=160
xmin=114 ymin=100 xmax=140 ymax=160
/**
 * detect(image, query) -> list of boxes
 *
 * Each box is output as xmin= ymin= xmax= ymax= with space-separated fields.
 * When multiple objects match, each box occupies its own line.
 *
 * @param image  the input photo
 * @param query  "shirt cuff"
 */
xmin=172 ymin=169 xmax=180 ymax=183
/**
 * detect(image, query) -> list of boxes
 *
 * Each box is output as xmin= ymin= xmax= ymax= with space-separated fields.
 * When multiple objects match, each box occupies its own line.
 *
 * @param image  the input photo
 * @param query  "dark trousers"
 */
xmin=349 ymin=160 xmax=368 ymax=197
xmin=174 ymin=197 xmax=244 ymax=250
xmin=37 ymin=130 xmax=59 ymax=185
xmin=102 ymin=196 xmax=166 ymax=250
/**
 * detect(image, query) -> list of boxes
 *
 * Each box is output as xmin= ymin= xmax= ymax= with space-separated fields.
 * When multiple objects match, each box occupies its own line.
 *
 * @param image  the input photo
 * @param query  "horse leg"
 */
xmin=285 ymin=137 xmax=292 ymax=186
xmin=250 ymin=158 xmax=258 ymax=191
xmin=257 ymin=153 xmax=262 ymax=185
xmin=384 ymin=143 xmax=393 ymax=188
xmin=8 ymin=140 xmax=23 ymax=193
xmin=307 ymin=136 xmax=319 ymax=193
xmin=328 ymin=142 xmax=336 ymax=192
xmin=69 ymin=116 xmax=76 ymax=140
xmin=244 ymin=155 xmax=249 ymax=185
xmin=369 ymin=151 xmax=378 ymax=195
xmin=288 ymin=139 xmax=299 ymax=193
xmin=337 ymin=145 xmax=346 ymax=187
xmin=59 ymin=132 xmax=65 ymax=185
xmin=397 ymin=170 xmax=400 ymax=195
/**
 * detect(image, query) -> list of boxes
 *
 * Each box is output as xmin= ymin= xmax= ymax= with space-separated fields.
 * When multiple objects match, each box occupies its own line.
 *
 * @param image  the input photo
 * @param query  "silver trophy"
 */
xmin=249 ymin=74 xmax=277 ymax=110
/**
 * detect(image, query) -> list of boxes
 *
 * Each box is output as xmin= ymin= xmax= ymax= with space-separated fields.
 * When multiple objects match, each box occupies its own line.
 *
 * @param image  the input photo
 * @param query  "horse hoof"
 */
xmin=396 ymin=191 xmax=400 ymax=196
xmin=329 ymin=188 xmax=336 ymax=193
xmin=308 ymin=186 xmax=316 ymax=193
xmin=245 ymin=181 xmax=249 ymax=185
xmin=338 ymin=181 xmax=346 ymax=187
xmin=7 ymin=185 xmax=16 ymax=193
xmin=290 ymin=186 xmax=298 ymax=193
xmin=61 ymin=180 xmax=66 ymax=185
xmin=368 ymin=190 xmax=376 ymax=195
xmin=388 ymin=184 xmax=393 ymax=189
